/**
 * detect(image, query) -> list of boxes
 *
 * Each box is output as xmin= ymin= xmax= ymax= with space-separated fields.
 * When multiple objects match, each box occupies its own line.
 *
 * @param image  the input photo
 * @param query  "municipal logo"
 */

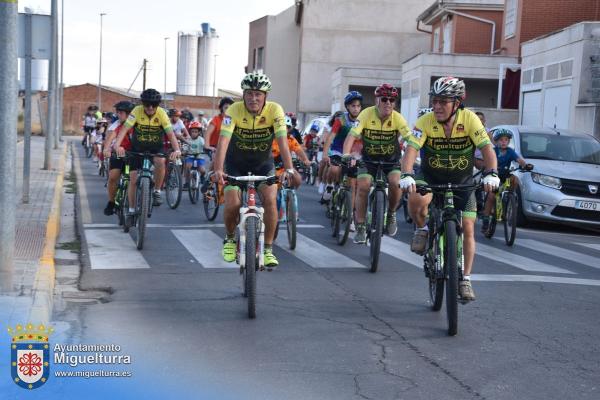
xmin=8 ymin=324 xmax=54 ymax=390
xmin=457 ymin=124 xmax=465 ymax=132
xmin=224 ymin=117 xmax=232 ymax=125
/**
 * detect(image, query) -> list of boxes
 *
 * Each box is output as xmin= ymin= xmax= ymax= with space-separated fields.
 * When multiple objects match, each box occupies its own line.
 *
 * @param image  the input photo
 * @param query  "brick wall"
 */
xmin=61 ymin=84 xmax=226 ymax=134
xmin=501 ymin=0 xmax=600 ymax=56
xmin=453 ymin=10 xmax=504 ymax=54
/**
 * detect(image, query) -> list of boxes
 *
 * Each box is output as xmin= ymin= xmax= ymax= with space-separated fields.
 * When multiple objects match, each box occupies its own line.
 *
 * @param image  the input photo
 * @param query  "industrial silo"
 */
xmin=176 ymin=32 xmax=199 ymax=96
xmin=195 ymin=23 xmax=218 ymax=96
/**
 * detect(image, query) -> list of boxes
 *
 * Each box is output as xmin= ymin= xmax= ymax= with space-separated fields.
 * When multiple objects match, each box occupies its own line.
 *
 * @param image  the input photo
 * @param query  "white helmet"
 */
xmin=284 ymin=115 xmax=293 ymax=127
xmin=429 ymin=77 xmax=466 ymax=100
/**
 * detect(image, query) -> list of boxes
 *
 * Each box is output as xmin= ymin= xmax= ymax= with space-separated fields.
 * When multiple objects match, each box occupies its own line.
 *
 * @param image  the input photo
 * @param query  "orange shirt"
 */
xmin=272 ymin=135 xmax=302 ymax=162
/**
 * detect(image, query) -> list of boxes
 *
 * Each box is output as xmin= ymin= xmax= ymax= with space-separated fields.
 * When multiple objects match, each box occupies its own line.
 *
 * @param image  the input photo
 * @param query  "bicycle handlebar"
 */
xmin=225 ymin=175 xmax=279 ymax=186
xmin=415 ymin=182 xmax=480 ymax=195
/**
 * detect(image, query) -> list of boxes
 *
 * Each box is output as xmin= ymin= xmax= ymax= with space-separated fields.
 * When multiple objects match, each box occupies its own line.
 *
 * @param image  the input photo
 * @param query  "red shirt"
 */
xmin=208 ymin=115 xmax=224 ymax=147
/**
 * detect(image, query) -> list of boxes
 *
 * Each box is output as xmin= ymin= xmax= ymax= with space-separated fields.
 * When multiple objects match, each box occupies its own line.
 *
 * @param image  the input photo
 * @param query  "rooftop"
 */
xmin=418 ymin=0 xmax=504 ymax=24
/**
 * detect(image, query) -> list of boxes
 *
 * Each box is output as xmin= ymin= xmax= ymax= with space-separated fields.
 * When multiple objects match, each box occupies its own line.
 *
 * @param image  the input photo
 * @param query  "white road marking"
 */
xmin=380 ymin=237 xmax=423 ymax=269
xmin=84 ymin=223 xmax=325 ymax=229
xmin=475 ymin=241 xmax=574 ymax=274
xmin=85 ymin=229 xmax=150 ymax=269
xmin=279 ymin=232 xmax=365 ymax=268
xmin=471 ymin=274 xmax=600 ymax=287
xmin=73 ymin=148 xmax=92 ymax=224
xmin=504 ymin=238 xmax=600 ymax=270
xmin=577 ymin=242 xmax=600 ymax=252
xmin=171 ymin=230 xmax=237 ymax=269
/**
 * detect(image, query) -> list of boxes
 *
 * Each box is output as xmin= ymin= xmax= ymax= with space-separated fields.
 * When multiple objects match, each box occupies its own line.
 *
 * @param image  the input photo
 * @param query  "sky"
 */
xmin=18 ymin=0 xmax=293 ymax=93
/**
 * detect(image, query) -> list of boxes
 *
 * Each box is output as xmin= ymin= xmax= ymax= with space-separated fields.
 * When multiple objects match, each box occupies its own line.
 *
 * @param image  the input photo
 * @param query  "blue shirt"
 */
xmin=495 ymin=146 xmax=520 ymax=178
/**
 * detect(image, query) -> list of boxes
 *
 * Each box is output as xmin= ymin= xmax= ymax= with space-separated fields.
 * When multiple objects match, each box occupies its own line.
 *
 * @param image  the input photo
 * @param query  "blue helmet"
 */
xmin=344 ymin=91 xmax=363 ymax=106
xmin=310 ymin=122 xmax=320 ymax=132
xmin=493 ymin=128 xmax=513 ymax=141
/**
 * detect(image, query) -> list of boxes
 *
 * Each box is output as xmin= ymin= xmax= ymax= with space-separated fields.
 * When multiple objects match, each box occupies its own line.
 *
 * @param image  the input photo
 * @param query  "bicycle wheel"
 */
xmin=426 ymin=230 xmax=444 ymax=311
xmin=309 ymin=162 xmax=317 ymax=186
xmin=331 ymin=190 xmax=340 ymax=238
xmin=243 ymin=216 xmax=258 ymax=319
xmin=286 ymin=191 xmax=297 ymax=250
xmin=369 ymin=190 xmax=385 ymax=273
xmin=122 ymin=184 xmax=130 ymax=233
xmin=85 ymin=137 xmax=93 ymax=158
xmin=443 ymin=220 xmax=458 ymax=336
xmin=483 ymin=192 xmax=496 ymax=238
xmin=337 ymin=189 xmax=352 ymax=246
xmin=503 ymin=192 xmax=518 ymax=246
xmin=203 ymin=181 xmax=220 ymax=221
xmin=136 ymin=178 xmax=150 ymax=250
xmin=189 ymin=171 xmax=200 ymax=204
xmin=166 ymin=164 xmax=182 ymax=209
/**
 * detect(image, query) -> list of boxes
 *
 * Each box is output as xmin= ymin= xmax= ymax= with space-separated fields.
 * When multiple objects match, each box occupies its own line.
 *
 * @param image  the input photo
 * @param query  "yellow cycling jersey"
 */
xmin=220 ymin=101 xmax=287 ymax=167
xmin=407 ymin=108 xmax=491 ymax=183
xmin=350 ymin=106 xmax=411 ymax=161
xmin=124 ymin=105 xmax=173 ymax=149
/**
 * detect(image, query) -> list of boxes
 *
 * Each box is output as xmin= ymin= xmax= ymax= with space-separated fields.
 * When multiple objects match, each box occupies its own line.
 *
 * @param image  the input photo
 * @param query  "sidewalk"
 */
xmin=1 ymin=135 xmax=70 ymax=328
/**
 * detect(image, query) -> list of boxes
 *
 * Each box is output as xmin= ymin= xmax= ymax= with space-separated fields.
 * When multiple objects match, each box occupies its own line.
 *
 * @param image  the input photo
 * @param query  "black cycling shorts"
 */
xmin=109 ymin=155 xmax=128 ymax=172
xmin=417 ymin=173 xmax=477 ymax=218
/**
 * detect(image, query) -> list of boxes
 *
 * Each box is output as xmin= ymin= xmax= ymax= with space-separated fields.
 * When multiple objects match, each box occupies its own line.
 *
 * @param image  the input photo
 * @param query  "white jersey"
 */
xmin=172 ymin=119 xmax=186 ymax=136
xmin=84 ymin=115 xmax=96 ymax=128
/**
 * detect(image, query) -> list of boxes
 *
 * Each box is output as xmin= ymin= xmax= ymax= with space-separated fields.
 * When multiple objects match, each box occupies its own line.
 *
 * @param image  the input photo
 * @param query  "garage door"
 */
xmin=522 ymin=91 xmax=541 ymax=126
xmin=543 ymin=85 xmax=571 ymax=129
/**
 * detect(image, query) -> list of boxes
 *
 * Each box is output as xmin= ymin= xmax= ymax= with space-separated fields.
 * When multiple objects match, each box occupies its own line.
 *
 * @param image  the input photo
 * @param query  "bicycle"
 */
xmin=126 ymin=151 xmax=168 ymax=250
xmin=304 ymin=146 xmax=319 ymax=186
xmin=113 ymin=158 xmax=131 ymax=232
xmin=274 ymin=166 xmax=299 ymax=250
xmin=165 ymin=157 xmax=183 ymax=209
xmin=226 ymin=173 xmax=279 ymax=319
xmin=202 ymin=173 xmax=221 ymax=221
xmin=187 ymin=155 xmax=206 ymax=204
xmin=482 ymin=166 xmax=533 ymax=246
xmin=417 ymin=182 xmax=479 ymax=336
xmin=356 ymin=159 xmax=399 ymax=273
xmin=83 ymin=130 xmax=94 ymax=158
xmin=329 ymin=158 xmax=356 ymax=246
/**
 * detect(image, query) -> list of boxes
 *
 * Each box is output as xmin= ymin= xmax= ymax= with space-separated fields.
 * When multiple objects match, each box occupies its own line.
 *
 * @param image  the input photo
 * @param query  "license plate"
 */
xmin=575 ymin=201 xmax=600 ymax=211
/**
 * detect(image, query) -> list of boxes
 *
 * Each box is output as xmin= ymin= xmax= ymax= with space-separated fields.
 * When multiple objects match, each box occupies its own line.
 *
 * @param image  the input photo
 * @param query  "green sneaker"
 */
xmin=264 ymin=247 xmax=279 ymax=268
xmin=222 ymin=238 xmax=236 ymax=262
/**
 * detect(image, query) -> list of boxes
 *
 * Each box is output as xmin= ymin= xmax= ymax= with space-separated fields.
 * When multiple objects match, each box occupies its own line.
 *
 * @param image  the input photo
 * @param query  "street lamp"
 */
xmin=98 ymin=12 xmax=106 ymax=110
xmin=164 ymin=37 xmax=169 ymax=102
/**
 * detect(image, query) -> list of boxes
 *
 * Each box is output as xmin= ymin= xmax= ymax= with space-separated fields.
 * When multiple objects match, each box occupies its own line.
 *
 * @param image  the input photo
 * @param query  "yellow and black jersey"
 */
xmin=124 ymin=105 xmax=173 ymax=149
xmin=220 ymin=101 xmax=287 ymax=167
xmin=407 ymin=108 xmax=491 ymax=183
xmin=350 ymin=106 xmax=411 ymax=161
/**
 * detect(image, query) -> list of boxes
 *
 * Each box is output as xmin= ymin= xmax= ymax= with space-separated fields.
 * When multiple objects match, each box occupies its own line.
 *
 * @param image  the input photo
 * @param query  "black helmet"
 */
xmin=114 ymin=101 xmax=135 ymax=113
xmin=219 ymin=97 xmax=234 ymax=110
xmin=140 ymin=88 xmax=162 ymax=103
xmin=168 ymin=108 xmax=181 ymax=117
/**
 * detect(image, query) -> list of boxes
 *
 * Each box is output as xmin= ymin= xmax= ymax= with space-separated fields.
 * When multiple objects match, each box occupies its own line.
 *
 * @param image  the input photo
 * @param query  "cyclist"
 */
xmin=114 ymin=88 xmax=181 ymax=224
xmin=197 ymin=110 xmax=209 ymax=131
xmin=102 ymin=100 xmax=135 ymax=216
xmin=272 ymin=115 xmax=311 ymax=189
xmin=93 ymin=117 xmax=108 ymax=163
xmin=322 ymin=91 xmax=363 ymax=198
xmin=212 ymin=72 xmax=294 ymax=267
xmin=168 ymin=108 xmax=190 ymax=142
xmin=182 ymin=121 xmax=206 ymax=189
xmin=343 ymin=83 xmax=411 ymax=243
xmin=400 ymin=77 xmax=499 ymax=302
xmin=286 ymin=112 xmax=303 ymax=144
xmin=481 ymin=128 xmax=532 ymax=233
xmin=82 ymin=106 xmax=97 ymax=146
xmin=181 ymin=110 xmax=194 ymax=130
xmin=204 ymin=97 xmax=235 ymax=157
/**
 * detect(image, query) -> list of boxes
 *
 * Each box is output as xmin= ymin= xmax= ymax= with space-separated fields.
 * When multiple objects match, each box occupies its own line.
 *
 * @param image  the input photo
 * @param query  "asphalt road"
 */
xmin=52 ymin=144 xmax=600 ymax=399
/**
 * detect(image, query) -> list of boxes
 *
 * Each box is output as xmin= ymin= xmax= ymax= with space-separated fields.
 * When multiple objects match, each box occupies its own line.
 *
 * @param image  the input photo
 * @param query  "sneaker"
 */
xmin=385 ymin=211 xmax=397 ymax=236
xmin=318 ymin=182 xmax=325 ymax=195
xmin=481 ymin=216 xmax=490 ymax=234
xmin=322 ymin=185 xmax=333 ymax=201
xmin=125 ymin=213 xmax=135 ymax=228
xmin=410 ymin=229 xmax=429 ymax=255
xmin=264 ymin=247 xmax=279 ymax=267
xmin=353 ymin=223 xmax=367 ymax=244
xmin=152 ymin=191 xmax=163 ymax=206
xmin=103 ymin=201 xmax=115 ymax=216
xmin=222 ymin=238 xmax=236 ymax=263
xmin=350 ymin=221 xmax=356 ymax=232
xmin=459 ymin=280 xmax=476 ymax=301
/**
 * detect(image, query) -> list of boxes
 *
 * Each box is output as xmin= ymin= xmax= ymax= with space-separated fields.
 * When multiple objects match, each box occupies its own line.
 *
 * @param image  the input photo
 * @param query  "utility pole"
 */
xmin=44 ymin=0 xmax=58 ymax=168
xmin=0 ymin=0 xmax=18 ymax=292
xmin=52 ymin=0 xmax=59 ymax=149
xmin=98 ymin=12 xmax=106 ymax=110
xmin=142 ymin=58 xmax=148 ymax=90
xmin=58 ymin=0 xmax=64 ymax=142
xmin=23 ymin=11 xmax=33 ymax=204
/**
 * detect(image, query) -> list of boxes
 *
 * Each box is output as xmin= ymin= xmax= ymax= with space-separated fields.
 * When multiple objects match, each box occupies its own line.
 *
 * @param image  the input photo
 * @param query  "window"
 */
xmin=252 ymin=48 xmax=257 ymax=70
xmin=532 ymin=67 xmax=543 ymax=83
xmin=256 ymin=47 xmax=264 ymax=71
xmin=504 ymin=0 xmax=517 ymax=38
xmin=522 ymin=69 xmax=532 ymax=85
xmin=560 ymin=60 xmax=573 ymax=78
xmin=442 ymin=17 xmax=453 ymax=53
xmin=546 ymin=63 xmax=559 ymax=80
xmin=433 ymin=27 xmax=440 ymax=52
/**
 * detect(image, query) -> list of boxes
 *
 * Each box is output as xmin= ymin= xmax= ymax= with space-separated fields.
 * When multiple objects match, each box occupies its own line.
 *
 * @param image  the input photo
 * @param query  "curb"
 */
xmin=28 ymin=141 xmax=69 ymax=326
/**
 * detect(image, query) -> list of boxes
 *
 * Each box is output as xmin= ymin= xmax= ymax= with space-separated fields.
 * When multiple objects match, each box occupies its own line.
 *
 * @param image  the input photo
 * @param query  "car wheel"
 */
xmin=515 ymin=185 xmax=529 ymax=227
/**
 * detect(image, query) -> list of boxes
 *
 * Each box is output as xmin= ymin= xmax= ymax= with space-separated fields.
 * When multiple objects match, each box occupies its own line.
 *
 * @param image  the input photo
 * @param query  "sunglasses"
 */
xmin=431 ymin=99 xmax=455 ymax=106
xmin=379 ymin=97 xmax=395 ymax=103
xmin=143 ymin=102 xmax=160 ymax=108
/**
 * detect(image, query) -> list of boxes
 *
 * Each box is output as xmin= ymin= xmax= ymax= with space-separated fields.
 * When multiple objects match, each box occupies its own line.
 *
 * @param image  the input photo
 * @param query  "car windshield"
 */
xmin=520 ymin=132 xmax=600 ymax=165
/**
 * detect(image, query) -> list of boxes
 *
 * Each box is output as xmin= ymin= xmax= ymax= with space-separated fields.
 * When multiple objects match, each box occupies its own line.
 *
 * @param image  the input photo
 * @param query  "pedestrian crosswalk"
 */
xmin=83 ymin=226 xmax=600 ymax=285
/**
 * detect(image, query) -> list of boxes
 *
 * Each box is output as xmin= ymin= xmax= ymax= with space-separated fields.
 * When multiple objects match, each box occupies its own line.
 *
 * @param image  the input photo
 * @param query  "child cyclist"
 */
xmin=481 ymin=128 xmax=533 ymax=233
xmin=182 ymin=121 xmax=207 ymax=189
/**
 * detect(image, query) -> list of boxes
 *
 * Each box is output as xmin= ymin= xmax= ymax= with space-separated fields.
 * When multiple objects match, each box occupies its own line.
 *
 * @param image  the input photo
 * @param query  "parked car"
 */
xmin=489 ymin=125 xmax=600 ymax=228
